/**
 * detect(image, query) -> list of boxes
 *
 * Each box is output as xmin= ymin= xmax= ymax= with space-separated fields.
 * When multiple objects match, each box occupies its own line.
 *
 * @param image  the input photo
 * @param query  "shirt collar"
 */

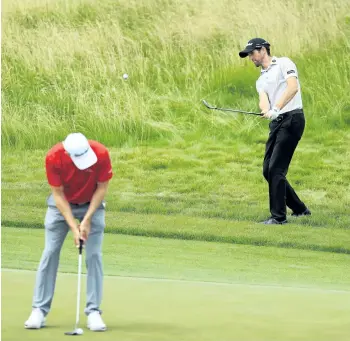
xmin=261 ymin=56 xmax=278 ymax=73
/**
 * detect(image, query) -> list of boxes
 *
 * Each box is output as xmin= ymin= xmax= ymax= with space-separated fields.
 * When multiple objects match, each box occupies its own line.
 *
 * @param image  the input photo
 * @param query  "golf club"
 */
xmin=202 ymin=99 xmax=262 ymax=116
xmin=65 ymin=239 xmax=84 ymax=336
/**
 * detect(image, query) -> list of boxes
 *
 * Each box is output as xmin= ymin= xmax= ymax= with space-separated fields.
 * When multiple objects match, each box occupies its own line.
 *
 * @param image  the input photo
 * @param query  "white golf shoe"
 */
xmin=24 ymin=308 xmax=46 ymax=329
xmin=87 ymin=311 xmax=107 ymax=331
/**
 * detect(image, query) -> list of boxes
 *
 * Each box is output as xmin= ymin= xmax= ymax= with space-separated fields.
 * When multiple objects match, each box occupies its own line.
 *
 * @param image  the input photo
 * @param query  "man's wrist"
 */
xmin=82 ymin=215 xmax=92 ymax=224
xmin=69 ymin=223 xmax=79 ymax=233
xmin=73 ymin=227 xmax=80 ymax=234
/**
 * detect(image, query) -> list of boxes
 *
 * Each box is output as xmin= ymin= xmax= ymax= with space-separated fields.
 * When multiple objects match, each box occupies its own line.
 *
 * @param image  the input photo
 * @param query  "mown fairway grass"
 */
xmin=2 ymin=142 xmax=350 ymax=233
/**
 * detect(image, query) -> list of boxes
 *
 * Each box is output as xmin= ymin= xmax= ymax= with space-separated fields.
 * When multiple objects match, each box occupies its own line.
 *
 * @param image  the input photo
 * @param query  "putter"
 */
xmin=202 ymin=99 xmax=262 ymax=116
xmin=65 ymin=239 xmax=84 ymax=336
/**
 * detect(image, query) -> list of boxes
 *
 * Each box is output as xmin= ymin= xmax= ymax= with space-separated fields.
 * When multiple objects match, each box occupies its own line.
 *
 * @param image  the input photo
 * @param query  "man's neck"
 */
xmin=261 ymin=55 xmax=273 ymax=70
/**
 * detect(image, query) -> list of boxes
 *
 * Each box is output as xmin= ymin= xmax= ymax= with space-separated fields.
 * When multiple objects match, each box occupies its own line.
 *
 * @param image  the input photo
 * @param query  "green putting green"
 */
xmin=2 ymin=271 xmax=350 ymax=341
xmin=2 ymin=227 xmax=350 ymax=341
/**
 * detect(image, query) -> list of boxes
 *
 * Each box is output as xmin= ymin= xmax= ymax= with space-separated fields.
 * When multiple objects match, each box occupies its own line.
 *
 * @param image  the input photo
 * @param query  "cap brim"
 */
xmin=239 ymin=47 xmax=254 ymax=58
xmin=71 ymin=147 xmax=97 ymax=170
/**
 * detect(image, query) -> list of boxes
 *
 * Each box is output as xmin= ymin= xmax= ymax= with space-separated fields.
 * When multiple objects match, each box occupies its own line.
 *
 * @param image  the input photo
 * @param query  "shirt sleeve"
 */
xmin=45 ymin=153 xmax=62 ymax=187
xmin=97 ymin=150 xmax=113 ymax=183
xmin=280 ymin=58 xmax=299 ymax=80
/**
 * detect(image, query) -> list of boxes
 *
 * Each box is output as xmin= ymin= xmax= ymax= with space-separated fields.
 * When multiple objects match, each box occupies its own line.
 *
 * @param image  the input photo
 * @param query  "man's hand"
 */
xmin=73 ymin=227 xmax=81 ymax=247
xmin=263 ymin=107 xmax=280 ymax=120
xmin=79 ymin=219 xmax=91 ymax=242
xmin=261 ymin=109 xmax=269 ymax=118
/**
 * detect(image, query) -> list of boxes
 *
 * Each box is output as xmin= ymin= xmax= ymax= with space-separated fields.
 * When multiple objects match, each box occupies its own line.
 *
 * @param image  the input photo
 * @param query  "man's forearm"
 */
xmin=82 ymin=183 xmax=108 ymax=223
xmin=52 ymin=192 xmax=78 ymax=232
xmin=259 ymin=92 xmax=270 ymax=112
xmin=275 ymin=86 xmax=298 ymax=110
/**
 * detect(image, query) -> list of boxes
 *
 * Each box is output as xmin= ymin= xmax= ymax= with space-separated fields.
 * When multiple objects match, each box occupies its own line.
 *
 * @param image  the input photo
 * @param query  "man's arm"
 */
xmin=79 ymin=181 xmax=110 ymax=241
xmin=274 ymin=77 xmax=299 ymax=110
xmin=51 ymin=186 xmax=80 ymax=245
xmin=263 ymin=77 xmax=299 ymax=119
xmin=274 ymin=58 xmax=299 ymax=111
xmin=259 ymin=91 xmax=270 ymax=113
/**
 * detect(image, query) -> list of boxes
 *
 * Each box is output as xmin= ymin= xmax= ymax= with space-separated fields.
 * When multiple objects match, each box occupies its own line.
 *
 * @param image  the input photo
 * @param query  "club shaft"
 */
xmin=215 ymin=108 xmax=261 ymax=115
xmin=76 ymin=254 xmax=82 ymax=327
xmin=202 ymin=100 xmax=261 ymax=116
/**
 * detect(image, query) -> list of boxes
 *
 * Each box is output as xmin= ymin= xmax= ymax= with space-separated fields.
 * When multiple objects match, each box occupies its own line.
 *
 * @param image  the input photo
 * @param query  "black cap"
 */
xmin=239 ymin=38 xmax=270 ymax=58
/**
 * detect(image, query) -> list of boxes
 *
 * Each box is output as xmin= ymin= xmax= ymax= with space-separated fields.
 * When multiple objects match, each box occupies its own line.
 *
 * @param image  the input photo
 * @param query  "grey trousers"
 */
xmin=31 ymin=195 xmax=105 ymax=316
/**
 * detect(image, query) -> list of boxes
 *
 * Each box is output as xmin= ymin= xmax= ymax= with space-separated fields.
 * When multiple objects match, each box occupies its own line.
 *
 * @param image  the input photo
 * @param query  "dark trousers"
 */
xmin=263 ymin=110 xmax=307 ymax=221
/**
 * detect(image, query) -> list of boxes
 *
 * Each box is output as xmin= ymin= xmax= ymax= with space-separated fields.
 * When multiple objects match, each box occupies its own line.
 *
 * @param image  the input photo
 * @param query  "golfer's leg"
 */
xmin=268 ymin=123 xmax=300 ymax=221
xmin=32 ymin=207 xmax=69 ymax=315
xmin=263 ymin=122 xmax=277 ymax=181
xmin=285 ymin=180 xmax=307 ymax=213
xmin=263 ymin=142 xmax=273 ymax=181
xmin=284 ymin=113 xmax=307 ymax=213
xmin=263 ymin=122 xmax=278 ymax=218
xmin=263 ymin=143 xmax=274 ymax=218
xmin=84 ymin=208 xmax=105 ymax=315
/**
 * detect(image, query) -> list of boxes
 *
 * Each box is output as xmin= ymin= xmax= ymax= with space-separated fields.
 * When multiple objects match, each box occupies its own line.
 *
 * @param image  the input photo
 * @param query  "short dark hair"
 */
xmin=257 ymin=46 xmax=271 ymax=56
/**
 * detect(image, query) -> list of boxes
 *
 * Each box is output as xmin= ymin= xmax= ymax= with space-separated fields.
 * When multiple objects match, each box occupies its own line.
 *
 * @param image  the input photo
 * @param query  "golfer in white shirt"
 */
xmin=239 ymin=38 xmax=311 ymax=224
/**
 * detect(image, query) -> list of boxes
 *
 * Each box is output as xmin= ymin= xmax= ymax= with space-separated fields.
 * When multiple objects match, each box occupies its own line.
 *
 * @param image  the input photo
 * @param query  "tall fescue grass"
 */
xmin=2 ymin=0 xmax=350 ymax=149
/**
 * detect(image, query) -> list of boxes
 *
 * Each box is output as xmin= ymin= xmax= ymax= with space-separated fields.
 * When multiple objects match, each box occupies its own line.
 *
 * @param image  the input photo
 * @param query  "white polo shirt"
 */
xmin=256 ymin=56 xmax=303 ymax=114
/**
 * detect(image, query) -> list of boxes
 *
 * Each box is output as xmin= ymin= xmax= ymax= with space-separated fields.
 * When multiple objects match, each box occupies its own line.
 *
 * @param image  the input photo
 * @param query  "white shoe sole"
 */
xmin=24 ymin=320 xmax=45 ymax=329
xmin=24 ymin=323 xmax=45 ymax=329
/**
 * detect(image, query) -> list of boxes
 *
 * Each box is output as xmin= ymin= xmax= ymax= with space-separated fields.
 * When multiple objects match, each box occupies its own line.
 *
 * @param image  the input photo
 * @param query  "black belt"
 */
xmin=274 ymin=108 xmax=303 ymax=122
xmin=70 ymin=202 xmax=90 ymax=206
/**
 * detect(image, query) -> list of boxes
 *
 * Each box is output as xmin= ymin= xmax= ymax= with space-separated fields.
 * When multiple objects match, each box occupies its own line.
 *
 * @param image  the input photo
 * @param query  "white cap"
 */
xmin=62 ymin=133 xmax=97 ymax=170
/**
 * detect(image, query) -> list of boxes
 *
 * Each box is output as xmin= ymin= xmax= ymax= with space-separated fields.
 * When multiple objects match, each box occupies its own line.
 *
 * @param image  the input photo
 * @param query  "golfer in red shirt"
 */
xmin=25 ymin=133 xmax=113 ymax=331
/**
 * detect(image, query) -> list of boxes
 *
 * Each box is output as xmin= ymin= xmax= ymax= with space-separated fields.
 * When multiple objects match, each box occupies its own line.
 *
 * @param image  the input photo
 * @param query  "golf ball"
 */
xmin=76 ymin=328 xmax=83 ymax=335
xmin=123 ymin=73 xmax=128 ymax=80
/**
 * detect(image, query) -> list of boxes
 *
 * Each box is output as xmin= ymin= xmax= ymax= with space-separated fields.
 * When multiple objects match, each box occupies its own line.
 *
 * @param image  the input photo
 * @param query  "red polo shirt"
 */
xmin=45 ymin=140 xmax=113 ymax=204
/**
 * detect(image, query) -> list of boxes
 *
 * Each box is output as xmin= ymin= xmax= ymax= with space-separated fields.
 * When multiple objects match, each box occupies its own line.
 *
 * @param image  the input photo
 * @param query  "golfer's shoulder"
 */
xmin=46 ymin=142 xmax=64 ymax=163
xmin=277 ymin=56 xmax=297 ymax=67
